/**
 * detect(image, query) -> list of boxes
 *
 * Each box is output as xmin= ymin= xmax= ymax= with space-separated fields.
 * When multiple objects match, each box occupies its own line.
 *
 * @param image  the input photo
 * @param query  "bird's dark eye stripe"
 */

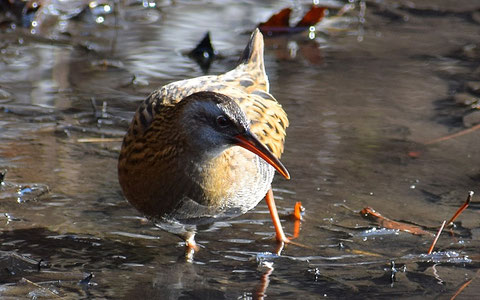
xmin=216 ymin=115 xmax=229 ymax=127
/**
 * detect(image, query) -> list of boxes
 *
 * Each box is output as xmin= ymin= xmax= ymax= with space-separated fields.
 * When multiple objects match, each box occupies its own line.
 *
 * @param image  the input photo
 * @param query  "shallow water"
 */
xmin=1 ymin=0 xmax=480 ymax=298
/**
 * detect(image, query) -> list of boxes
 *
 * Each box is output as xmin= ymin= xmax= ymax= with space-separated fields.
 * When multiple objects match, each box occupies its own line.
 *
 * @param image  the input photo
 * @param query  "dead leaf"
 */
xmin=360 ymin=207 xmax=432 ymax=236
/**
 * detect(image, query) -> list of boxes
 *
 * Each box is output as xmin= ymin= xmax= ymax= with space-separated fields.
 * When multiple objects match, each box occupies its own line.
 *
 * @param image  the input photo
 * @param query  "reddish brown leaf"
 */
xmin=408 ymin=151 xmax=421 ymax=158
xmin=360 ymin=207 xmax=432 ymax=236
xmin=296 ymin=6 xmax=327 ymax=28
xmin=259 ymin=8 xmax=292 ymax=29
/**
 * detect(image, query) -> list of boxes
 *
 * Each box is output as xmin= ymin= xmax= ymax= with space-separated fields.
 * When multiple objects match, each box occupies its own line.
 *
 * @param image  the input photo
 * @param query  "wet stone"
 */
xmin=466 ymin=81 xmax=480 ymax=96
xmin=473 ymin=65 xmax=480 ymax=77
xmin=463 ymin=110 xmax=480 ymax=127
xmin=0 ymin=182 xmax=50 ymax=203
xmin=0 ymin=104 xmax=55 ymax=116
xmin=0 ymin=88 xmax=12 ymax=99
xmin=453 ymin=93 xmax=479 ymax=106
xmin=460 ymin=44 xmax=480 ymax=60
xmin=436 ymin=63 xmax=470 ymax=76
xmin=0 ymin=89 xmax=13 ymax=104
xmin=472 ymin=11 xmax=480 ymax=25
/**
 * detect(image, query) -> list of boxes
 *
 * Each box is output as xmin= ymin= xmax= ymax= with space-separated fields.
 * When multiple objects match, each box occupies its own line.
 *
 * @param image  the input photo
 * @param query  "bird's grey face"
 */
xmin=179 ymin=91 xmax=290 ymax=179
xmin=180 ymin=92 xmax=250 ymax=156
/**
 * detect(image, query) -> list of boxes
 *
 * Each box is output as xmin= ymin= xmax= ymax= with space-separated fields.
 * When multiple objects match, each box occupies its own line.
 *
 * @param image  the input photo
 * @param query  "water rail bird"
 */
xmin=118 ymin=29 xmax=290 ymax=257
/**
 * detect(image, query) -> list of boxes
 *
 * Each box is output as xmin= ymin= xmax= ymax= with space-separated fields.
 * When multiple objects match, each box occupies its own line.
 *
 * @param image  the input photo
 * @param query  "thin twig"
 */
xmin=450 ymin=269 xmax=480 ymax=300
xmin=428 ymin=220 xmax=446 ymax=255
xmin=424 ymin=123 xmax=480 ymax=145
xmin=21 ymin=278 xmax=61 ymax=298
xmin=360 ymin=207 xmax=432 ymax=235
xmin=90 ymin=98 xmax=98 ymax=116
xmin=451 ymin=278 xmax=473 ymax=300
xmin=447 ymin=191 xmax=473 ymax=226
xmin=77 ymin=138 xmax=123 ymax=143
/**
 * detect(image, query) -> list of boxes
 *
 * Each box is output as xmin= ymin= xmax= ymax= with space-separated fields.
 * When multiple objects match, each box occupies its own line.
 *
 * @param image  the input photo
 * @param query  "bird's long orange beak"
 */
xmin=234 ymin=132 xmax=290 ymax=180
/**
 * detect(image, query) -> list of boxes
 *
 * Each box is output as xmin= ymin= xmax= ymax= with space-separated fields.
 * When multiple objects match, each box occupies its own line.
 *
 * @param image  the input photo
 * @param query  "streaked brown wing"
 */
xmin=130 ymin=28 xmax=288 ymax=158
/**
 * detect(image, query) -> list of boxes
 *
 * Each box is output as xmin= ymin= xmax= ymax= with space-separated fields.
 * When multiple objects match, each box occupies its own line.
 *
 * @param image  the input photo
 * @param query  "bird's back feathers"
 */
xmin=128 ymin=28 xmax=288 ymax=158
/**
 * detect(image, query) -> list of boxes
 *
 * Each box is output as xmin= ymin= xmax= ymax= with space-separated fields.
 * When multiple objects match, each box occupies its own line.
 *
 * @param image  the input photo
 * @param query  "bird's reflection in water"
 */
xmin=120 ymin=257 xmax=275 ymax=299
xmin=122 ymin=262 xmax=227 ymax=299
xmin=254 ymin=261 xmax=274 ymax=300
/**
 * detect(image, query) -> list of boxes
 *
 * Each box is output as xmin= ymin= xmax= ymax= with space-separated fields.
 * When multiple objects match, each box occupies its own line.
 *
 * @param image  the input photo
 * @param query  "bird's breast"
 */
xmin=168 ymin=146 xmax=274 ymax=224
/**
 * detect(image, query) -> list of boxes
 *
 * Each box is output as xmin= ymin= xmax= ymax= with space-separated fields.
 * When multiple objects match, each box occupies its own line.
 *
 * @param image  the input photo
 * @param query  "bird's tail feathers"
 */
xmin=237 ymin=28 xmax=269 ymax=91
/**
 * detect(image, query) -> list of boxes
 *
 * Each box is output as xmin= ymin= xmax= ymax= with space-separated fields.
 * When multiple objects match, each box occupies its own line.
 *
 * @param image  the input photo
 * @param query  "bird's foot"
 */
xmin=275 ymin=235 xmax=312 ymax=254
xmin=273 ymin=234 xmax=293 ymax=255
xmin=275 ymin=232 xmax=291 ymax=244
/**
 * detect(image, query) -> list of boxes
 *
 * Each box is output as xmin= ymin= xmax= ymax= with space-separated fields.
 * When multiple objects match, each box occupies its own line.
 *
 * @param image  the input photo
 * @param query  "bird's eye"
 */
xmin=216 ymin=115 xmax=230 ymax=128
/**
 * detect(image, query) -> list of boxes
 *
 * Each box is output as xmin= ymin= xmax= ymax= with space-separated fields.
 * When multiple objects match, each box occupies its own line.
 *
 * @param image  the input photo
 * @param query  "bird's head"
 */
xmin=178 ymin=91 xmax=289 ymax=179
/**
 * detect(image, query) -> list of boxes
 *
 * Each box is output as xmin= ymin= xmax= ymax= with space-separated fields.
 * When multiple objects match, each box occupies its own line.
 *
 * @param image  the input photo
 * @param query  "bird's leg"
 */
xmin=265 ymin=188 xmax=290 ymax=244
xmin=184 ymin=232 xmax=199 ymax=262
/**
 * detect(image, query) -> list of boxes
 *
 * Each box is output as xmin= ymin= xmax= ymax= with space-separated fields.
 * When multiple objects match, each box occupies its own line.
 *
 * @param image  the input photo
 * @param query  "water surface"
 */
xmin=1 ymin=0 xmax=479 ymax=298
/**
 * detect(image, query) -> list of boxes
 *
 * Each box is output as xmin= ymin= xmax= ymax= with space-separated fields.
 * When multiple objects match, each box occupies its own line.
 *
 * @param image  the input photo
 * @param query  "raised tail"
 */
xmin=236 ymin=28 xmax=269 ymax=92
